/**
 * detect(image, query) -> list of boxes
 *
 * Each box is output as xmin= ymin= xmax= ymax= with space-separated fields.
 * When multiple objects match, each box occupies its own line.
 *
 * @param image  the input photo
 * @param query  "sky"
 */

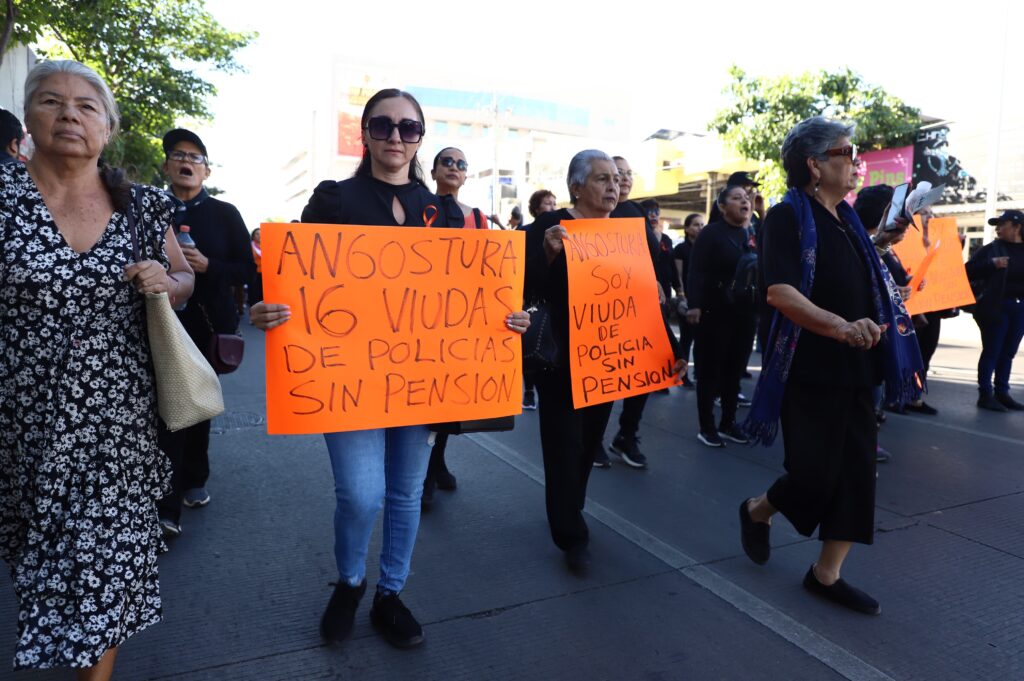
xmin=195 ymin=0 xmax=1017 ymax=229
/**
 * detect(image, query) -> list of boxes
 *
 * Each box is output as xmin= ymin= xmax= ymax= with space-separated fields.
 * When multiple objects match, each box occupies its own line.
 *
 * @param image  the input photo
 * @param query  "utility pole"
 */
xmin=983 ymin=13 xmax=1009 ymax=243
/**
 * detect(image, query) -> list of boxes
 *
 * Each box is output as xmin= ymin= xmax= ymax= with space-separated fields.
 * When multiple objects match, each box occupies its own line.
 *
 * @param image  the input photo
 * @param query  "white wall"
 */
xmin=0 ymin=45 xmax=37 ymax=116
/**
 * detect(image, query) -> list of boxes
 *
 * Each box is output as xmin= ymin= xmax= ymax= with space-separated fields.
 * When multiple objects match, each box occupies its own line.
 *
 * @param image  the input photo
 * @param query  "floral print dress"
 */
xmin=0 ymin=163 xmax=172 ymax=669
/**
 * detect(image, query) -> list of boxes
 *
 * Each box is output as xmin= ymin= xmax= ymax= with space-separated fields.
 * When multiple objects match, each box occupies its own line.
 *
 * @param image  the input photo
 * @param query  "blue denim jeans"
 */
xmin=976 ymin=298 xmax=1024 ymax=396
xmin=324 ymin=426 xmax=431 ymax=593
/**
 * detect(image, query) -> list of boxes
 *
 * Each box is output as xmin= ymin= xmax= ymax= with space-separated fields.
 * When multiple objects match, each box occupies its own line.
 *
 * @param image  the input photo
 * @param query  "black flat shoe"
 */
xmin=802 ymin=566 xmax=880 ymax=615
xmin=738 ymin=499 xmax=770 ymax=565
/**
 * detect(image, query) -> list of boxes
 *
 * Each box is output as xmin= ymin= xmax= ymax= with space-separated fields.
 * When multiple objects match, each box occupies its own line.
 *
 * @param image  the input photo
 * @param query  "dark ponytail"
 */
xmin=98 ymin=157 xmax=132 ymax=212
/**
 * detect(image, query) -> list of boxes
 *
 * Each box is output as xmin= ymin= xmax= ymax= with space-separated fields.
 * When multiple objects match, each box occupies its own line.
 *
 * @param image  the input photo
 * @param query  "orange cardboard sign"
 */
xmin=563 ymin=218 xmax=680 ymax=408
xmin=261 ymin=223 xmax=525 ymax=435
xmin=892 ymin=217 xmax=974 ymax=315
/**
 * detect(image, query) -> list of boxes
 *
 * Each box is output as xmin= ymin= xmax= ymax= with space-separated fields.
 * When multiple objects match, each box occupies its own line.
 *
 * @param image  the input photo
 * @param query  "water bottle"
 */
xmin=173 ymin=225 xmax=195 ymax=311
xmin=177 ymin=224 xmax=196 ymax=248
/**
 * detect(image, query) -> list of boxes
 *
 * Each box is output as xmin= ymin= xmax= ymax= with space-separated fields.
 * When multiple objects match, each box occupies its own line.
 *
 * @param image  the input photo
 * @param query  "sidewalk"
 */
xmin=2 ymin=323 xmax=1022 ymax=680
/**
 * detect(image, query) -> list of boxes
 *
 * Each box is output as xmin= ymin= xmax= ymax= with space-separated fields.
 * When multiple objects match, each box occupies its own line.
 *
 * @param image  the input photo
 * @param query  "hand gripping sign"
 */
xmin=562 ymin=218 xmax=680 ymax=408
xmin=261 ymin=223 xmax=524 ymax=434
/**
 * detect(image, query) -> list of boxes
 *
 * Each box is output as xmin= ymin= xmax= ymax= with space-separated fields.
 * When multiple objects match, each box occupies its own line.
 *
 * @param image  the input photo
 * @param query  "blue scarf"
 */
xmin=743 ymin=188 xmax=924 ymax=446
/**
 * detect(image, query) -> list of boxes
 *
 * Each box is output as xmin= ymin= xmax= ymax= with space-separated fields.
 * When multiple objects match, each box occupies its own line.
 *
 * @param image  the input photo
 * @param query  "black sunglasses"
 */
xmin=438 ymin=156 xmax=468 ymax=172
xmin=365 ymin=116 xmax=424 ymax=143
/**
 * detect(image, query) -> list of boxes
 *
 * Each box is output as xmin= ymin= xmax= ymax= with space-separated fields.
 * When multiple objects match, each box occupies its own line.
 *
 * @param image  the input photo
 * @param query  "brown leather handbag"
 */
xmin=199 ymin=305 xmax=245 ymax=374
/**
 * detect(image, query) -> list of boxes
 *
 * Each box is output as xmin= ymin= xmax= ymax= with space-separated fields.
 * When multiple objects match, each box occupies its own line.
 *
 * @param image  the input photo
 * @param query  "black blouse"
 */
xmin=966 ymin=240 xmax=1024 ymax=300
xmin=301 ymin=174 xmax=460 ymax=227
xmin=761 ymin=199 xmax=881 ymax=388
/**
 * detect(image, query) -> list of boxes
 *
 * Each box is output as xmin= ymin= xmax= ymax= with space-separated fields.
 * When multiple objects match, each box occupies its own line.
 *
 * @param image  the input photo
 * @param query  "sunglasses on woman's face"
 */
xmin=364 ymin=116 xmax=424 ymax=143
xmin=824 ymin=144 xmax=860 ymax=165
xmin=438 ymin=156 xmax=468 ymax=172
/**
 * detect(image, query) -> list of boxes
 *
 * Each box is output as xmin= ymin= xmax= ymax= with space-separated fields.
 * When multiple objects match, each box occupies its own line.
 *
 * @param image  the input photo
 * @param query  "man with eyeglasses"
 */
xmin=156 ymin=128 xmax=255 ymax=538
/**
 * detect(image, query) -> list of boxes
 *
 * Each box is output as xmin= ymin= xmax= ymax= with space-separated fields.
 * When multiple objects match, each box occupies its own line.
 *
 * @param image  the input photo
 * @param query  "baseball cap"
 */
xmin=727 ymin=171 xmax=759 ymax=187
xmin=988 ymin=209 xmax=1024 ymax=226
xmin=162 ymin=128 xmax=208 ymax=159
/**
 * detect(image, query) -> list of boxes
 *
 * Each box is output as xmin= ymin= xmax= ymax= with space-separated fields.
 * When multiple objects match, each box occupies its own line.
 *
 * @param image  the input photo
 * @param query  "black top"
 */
xmin=685 ymin=220 xmax=750 ymax=312
xmin=966 ymin=240 xmax=1024 ymax=299
xmin=172 ymin=189 xmax=254 ymax=334
xmin=761 ymin=199 xmax=881 ymax=387
xmin=882 ymin=251 xmax=909 ymax=287
xmin=525 ymin=209 xmax=680 ymax=362
xmin=653 ymin=232 xmax=678 ymax=295
xmin=301 ymin=174 xmax=460 ymax=227
xmin=672 ymin=238 xmax=694 ymax=297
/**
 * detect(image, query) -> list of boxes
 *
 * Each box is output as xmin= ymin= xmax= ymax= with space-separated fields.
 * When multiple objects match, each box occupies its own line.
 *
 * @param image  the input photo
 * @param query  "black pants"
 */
xmin=156 ymin=419 xmax=212 ymax=523
xmin=916 ymin=312 xmax=942 ymax=372
xmin=536 ymin=367 xmax=614 ymax=551
xmin=679 ymin=319 xmax=695 ymax=370
xmin=693 ymin=308 xmax=755 ymax=434
xmin=766 ymin=382 xmax=877 ymax=544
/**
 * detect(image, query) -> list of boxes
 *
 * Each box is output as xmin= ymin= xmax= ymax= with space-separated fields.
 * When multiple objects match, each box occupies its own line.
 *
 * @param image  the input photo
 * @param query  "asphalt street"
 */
xmin=2 ymin=313 xmax=1022 ymax=680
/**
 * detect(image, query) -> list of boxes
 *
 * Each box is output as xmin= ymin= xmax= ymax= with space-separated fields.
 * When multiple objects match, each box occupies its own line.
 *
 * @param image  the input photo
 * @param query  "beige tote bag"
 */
xmin=127 ymin=188 xmax=224 ymax=431
xmin=144 ymin=291 xmax=224 ymax=430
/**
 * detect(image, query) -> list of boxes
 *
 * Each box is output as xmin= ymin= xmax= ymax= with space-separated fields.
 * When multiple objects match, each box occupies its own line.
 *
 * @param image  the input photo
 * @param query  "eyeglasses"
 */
xmin=365 ymin=116 xmax=424 ymax=143
xmin=438 ymin=156 xmax=468 ymax=172
xmin=824 ymin=144 xmax=859 ymax=164
xmin=168 ymin=150 xmax=207 ymax=164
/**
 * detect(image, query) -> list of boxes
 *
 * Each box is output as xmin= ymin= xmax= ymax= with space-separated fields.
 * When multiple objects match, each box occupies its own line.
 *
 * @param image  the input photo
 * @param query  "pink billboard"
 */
xmin=845 ymin=145 xmax=914 ymax=204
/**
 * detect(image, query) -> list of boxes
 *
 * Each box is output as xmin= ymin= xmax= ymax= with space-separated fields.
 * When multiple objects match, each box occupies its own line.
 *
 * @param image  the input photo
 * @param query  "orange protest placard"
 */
xmin=261 ymin=223 xmax=524 ymax=435
xmin=893 ymin=217 xmax=974 ymax=315
xmin=563 ymin=218 xmax=680 ymax=408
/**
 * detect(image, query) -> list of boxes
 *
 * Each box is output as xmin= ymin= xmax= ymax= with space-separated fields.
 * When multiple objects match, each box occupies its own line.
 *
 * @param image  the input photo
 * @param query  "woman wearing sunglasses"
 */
xmin=420 ymin=147 xmax=488 ymax=509
xmin=740 ymin=117 xmax=923 ymax=615
xmin=251 ymin=89 xmax=530 ymax=650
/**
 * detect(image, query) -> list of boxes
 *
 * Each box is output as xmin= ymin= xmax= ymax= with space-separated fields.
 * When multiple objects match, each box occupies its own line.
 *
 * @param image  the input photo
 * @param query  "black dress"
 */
xmin=0 ymin=164 xmax=172 ymax=668
xmin=760 ymin=198 xmax=881 ymax=544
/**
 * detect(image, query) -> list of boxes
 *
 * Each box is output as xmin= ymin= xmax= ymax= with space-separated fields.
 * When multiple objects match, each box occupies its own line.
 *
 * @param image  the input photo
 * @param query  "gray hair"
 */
xmin=567 ymin=149 xmax=614 ymax=205
xmin=780 ymin=116 xmax=855 ymax=188
xmin=24 ymin=60 xmax=120 ymax=139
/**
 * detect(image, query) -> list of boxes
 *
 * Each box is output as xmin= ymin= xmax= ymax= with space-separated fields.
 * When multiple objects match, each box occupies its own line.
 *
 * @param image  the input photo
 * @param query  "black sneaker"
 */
xmin=875 ymin=446 xmax=892 ymax=463
xmin=321 ymin=580 xmax=366 ymax=644
xmin=697 ymin=431 xmax=725 ymax=448
xmin=610 ymin=432 xmax=647 ymax=469
xmin=523 ymin=390 xmax=537 ymax=410
xmin=736 ymin=393 xmax=752 ymax=408
xmin=718 ymin=424 xmax=749 ymax=444
xmin=978 ymin=394 xmax=1009 ymax=412
xmin=592 ymin=445 xmax=611 ymax=469
xmin=370 ymin=591 xmax=424 ymax=648
xmin=996 ymin=393 xmax=1024 ymax=411
xmin=905 ymin=401 xmax=938 ymax=415
xmin=802 ymin=566 xmax=880 ymax=615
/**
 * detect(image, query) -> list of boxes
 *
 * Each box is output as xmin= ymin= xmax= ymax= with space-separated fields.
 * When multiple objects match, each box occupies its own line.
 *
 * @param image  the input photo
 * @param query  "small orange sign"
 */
xmin=893 ymin=217 xmax=974 ymax=315
xmin=563 ymin=218 xmax=679 ymax=408
xmin=261 ymin=223 xmax=525 ymax=435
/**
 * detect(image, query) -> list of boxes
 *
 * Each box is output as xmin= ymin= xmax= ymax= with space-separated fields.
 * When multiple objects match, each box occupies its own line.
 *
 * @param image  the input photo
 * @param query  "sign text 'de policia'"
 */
xmin=261 ymin=223 xmax=525 ymax=434
xmin=563 ymin=218 xmax=679 ymax=408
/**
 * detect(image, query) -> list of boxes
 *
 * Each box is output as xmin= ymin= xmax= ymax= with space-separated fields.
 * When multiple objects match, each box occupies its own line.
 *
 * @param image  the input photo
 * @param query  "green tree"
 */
xmin=2 ymin=0 xmax=254 ymax=183
xmin=710 ymin=66 xmax=921 ymax=198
